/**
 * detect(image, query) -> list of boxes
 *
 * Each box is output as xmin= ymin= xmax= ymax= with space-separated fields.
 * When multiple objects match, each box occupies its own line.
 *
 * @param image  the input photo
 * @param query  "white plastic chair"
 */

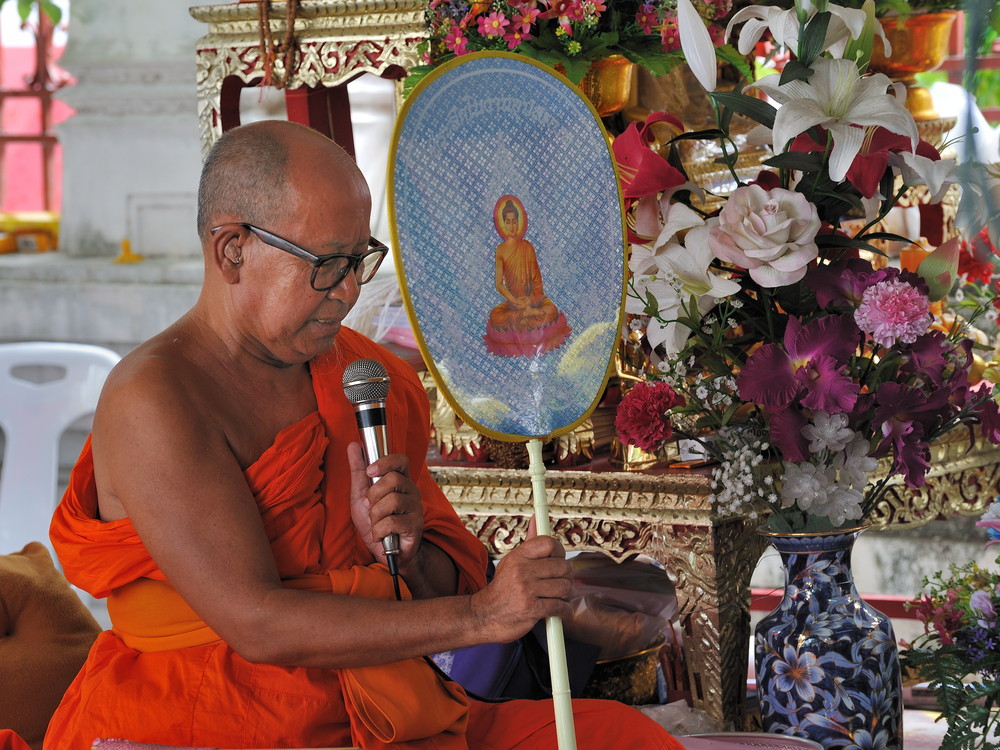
xmin=0 ymin=341 xmax=121 ymax=556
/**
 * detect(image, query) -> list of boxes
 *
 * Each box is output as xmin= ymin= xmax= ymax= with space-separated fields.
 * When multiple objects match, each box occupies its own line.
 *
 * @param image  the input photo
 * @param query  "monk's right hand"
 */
xmin=470 ymin=518 xmax=573 ymax=643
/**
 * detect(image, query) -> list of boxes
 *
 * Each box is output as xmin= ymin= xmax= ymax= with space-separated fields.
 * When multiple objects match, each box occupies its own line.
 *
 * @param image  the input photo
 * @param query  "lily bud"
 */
xmin=677 ymin=0 xmax=717 ymax=92
xmin=842 ymin=0 xmax=880 ymax=73
xmin=916 ymin=235 xmax=961 ymax=302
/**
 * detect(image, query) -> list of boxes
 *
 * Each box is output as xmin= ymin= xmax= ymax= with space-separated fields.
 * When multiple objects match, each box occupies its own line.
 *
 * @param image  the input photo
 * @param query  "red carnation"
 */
xmin=615 ymin=381 xmax=685 ymax=452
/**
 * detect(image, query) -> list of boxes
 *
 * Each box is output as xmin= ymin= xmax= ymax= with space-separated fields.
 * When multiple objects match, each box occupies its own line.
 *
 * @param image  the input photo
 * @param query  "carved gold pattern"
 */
xmin=190 ymin=1 xmax=428 ymax=153
xmin=868 ymin=428 xmax=1000 ymax=528
xmin=433 ymin=433 xmax=1000 ymax=727
xmin=551 ymin=419 xmax=598 ymax=465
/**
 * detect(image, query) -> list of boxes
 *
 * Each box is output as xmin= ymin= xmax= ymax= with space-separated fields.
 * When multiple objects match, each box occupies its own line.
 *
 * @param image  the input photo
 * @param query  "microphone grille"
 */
xmin=342 ymin=358 xmax=390 ymax=404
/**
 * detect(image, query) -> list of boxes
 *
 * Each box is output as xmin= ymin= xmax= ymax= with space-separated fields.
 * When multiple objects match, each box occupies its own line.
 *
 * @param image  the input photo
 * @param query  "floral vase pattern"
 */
xmin=755 ymin=527 xmax=903 ymax=750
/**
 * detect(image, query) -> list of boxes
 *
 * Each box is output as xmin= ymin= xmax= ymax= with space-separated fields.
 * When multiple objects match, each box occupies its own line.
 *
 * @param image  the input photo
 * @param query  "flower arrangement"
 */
xmin=898 ymin=500 xmax=1000 ymax=750
xmin=418 ymin=0 xmax=734 ymax=85
xmin=612 ymin=0 xmax=1000 ymax=533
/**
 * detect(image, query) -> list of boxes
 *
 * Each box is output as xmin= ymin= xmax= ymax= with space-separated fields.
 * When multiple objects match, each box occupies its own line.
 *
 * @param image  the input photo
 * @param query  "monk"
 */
xmin=38 ymin=121 xmax=684 ymax=750
xmin=484 ymin=196 xmax=572 ymax=358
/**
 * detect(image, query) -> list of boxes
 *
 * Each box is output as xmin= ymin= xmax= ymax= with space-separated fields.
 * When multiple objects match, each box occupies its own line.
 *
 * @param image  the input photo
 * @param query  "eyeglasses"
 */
xmin=211 ymin=222 xmax=388 ymax=292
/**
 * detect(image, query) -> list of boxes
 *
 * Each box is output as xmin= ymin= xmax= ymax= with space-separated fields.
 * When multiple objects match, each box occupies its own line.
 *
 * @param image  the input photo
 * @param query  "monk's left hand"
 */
xmin=347 ymin=442 xmax=424 ymax=570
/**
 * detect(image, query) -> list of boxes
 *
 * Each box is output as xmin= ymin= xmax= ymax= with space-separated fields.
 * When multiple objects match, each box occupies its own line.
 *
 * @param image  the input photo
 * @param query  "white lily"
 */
xmin=632 ymin=182 xmax=702 ymax=242
xmin=652 ymin=202 xmax=707 ymax=253
xmin=890 ymin=151 xmax=959 ymax=203
xmin=955 ymin=169 xmax=1000 ymax=251
xmin=629 ymin=202 xmax=705 ymax=275
xmin=630 ymin=223 xmax=742 ymax=356
xmin=750 ymin=57 xmax=919 ymax=183
xmin=725 ymin=0 xmax=889 ymax=61
xmin=677 ymin=0 xmax=717 ymax=92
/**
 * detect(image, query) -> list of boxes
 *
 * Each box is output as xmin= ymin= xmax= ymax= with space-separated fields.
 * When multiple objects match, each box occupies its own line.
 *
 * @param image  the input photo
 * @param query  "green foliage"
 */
xmin=899 ymin=557 xmax=1000 ymax=750
xmin=900 ymin=649 xmax=1000 ymax=749
xmin=0 ymin=0 xmax=62 ymax=26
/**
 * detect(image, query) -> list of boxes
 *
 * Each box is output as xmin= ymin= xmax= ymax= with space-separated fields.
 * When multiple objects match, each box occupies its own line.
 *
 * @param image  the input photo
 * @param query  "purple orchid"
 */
xmin=899 ymin=331 xmax=952 ymax=387
xmin=738 ymin=314 xmax=860 ymax=413
xmin=769 ymin=408 xmax=811 ymax=462
xmin=971 ymin=386 xmax=1000 ymax=444
xmin=871 ymin=382 xmax=952 ymax=486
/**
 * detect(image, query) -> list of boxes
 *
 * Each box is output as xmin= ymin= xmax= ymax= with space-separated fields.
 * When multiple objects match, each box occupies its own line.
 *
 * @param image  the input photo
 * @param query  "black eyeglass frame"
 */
xmin=211 ymin=222 xmax=388 ymax=292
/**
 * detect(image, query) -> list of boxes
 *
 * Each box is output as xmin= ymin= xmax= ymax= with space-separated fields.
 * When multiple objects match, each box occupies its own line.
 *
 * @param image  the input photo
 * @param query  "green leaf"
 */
xmin=859 ymin=231 xmax=914 ymax=245
xmin=561 ymin=58 xmax=592 ymax=86
xmin=778 ymin=59 xmax=814 ymax=86
xmin=17 ymin=0 xmax=32 ymax=22
xmin=816 ymin=234 xmax=886 ymax=255
xmin=842 ymin=0 xmax=877 ymax=71
xmin=709 ymin=91 xmax=776 ymax=130
xmin=799 ymin=11 xmax=832 ymax=67
xmin=39 ymin=0 xmax=61 ymax=25
xmin=624 ymin=50 xmax=685 ymax=79
xmin=669 ymin=128 xmax=728 ymax=142
xmin=762 ymin=152 xmax=825 ymax=172
xmin=401 ymin=65 xmax=436 ymax=99
xmin=715 ymin=44 xmax=753 ymax=83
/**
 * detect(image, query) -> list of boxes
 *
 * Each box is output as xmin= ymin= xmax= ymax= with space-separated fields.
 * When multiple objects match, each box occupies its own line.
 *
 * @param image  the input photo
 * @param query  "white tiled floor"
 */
xmin=904 ymin=709 xmax=950 ymax=750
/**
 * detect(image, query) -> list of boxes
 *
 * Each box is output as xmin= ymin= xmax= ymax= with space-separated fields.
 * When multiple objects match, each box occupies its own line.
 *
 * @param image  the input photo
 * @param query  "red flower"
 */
xmin=790 ymin=126 xmax=912 ymax=199
xmin=635 ymin=3 xmax=659 ymax=34
xmin=959 ymin=236 xmax=996 ymax=285
xmin=615 ymin=381 xmax=685 ymax=452
xmin=538 ymin=0 xmax=584 ymax=34
xmin=611 ymin=111 xmax=686 ymax=210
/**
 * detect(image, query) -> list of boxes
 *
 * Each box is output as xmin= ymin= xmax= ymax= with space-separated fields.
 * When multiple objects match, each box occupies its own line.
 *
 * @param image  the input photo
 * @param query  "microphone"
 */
xmin=342 ymin=359 xmax=400 ymax=577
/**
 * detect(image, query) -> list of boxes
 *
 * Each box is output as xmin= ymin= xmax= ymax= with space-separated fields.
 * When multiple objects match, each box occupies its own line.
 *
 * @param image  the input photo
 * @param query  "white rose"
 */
xmin=709 ymin=185 xmax=821 ymax=288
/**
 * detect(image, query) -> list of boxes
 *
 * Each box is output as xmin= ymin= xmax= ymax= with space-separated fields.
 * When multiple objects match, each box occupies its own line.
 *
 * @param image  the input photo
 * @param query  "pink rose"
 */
xmin=709 ymin=184 xmax=821 ymax=287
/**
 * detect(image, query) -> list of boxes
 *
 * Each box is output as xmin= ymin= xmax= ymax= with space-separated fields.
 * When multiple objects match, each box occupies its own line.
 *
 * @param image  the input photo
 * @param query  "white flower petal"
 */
xmin=678 ymin=0 xmax=717 ymax=91
xmin=770 ymin=99 xmax=830 ymax=152
xmin=654 ymin=202 xmax=705 ymax=249
xmin=730 ymin=17 xmax=771 ymax=55
xmin=826 ymin=121 xmax=865 ymax=182
xmin=627 ymin=243 xmax=658 ymax=275
xmin=891 ymin=152 xmax=958 ymax=202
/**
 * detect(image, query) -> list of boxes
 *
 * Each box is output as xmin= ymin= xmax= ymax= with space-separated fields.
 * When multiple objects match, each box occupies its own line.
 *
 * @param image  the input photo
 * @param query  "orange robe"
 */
xmin=45 ymin=328 xmax=681 ymax=750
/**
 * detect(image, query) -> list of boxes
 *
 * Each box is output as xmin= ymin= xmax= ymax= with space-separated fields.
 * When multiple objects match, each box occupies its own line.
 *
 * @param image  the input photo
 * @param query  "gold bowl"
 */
xmin=869 ymin=11 xmax=959 ymax=121
xmin=577 ymin=55 xmax=636 ymax=118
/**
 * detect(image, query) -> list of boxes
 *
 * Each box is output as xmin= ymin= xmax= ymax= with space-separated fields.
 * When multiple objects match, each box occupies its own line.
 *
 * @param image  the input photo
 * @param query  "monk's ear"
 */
xmin=208 ymin=225 xmax=246 ymax=284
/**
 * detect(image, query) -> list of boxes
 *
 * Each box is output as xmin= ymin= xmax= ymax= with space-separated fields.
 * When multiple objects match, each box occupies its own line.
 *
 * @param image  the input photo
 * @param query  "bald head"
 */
xmin=196 ymin=120 xmax=363 ymax=243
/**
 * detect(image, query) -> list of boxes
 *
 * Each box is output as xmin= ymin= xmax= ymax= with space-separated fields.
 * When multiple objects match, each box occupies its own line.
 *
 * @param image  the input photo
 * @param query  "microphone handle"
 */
xmin=353 ymin=402 xmax=400 ymax=566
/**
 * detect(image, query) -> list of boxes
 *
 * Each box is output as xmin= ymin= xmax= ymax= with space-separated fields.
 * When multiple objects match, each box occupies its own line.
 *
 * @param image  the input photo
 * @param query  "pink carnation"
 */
xmin=615 ymin=381 xmax=685 ymax=452
xmin=854 ymin=278 xmax=932 ymax=348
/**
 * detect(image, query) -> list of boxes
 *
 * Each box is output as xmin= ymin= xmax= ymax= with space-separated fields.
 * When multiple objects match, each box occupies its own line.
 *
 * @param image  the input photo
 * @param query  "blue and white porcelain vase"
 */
xmin=754 ymin=526 xmax=903 ymax=750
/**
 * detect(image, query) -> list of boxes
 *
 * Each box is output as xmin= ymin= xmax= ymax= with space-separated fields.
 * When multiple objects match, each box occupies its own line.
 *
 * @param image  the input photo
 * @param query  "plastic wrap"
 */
xmin=563 ymin=553 xmax=678 ymax=661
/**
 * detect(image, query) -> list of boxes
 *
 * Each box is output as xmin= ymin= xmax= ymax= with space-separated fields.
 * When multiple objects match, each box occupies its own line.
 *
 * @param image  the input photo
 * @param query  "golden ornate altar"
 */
xmin=431 ymin=430 xmax=1000 ymax=728
xmin=190 ymin=1 xmax=428 ymax=156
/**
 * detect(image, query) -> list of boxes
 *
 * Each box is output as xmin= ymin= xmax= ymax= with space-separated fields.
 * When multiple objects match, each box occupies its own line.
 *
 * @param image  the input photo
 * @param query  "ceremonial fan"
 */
xmin=387 ymin=52 xmax=627 ymax=750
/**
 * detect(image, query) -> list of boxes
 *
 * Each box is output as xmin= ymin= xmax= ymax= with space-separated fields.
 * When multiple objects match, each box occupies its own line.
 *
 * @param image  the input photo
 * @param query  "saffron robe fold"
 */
xmin=45 ymin=328 xmax=682 ymax=750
